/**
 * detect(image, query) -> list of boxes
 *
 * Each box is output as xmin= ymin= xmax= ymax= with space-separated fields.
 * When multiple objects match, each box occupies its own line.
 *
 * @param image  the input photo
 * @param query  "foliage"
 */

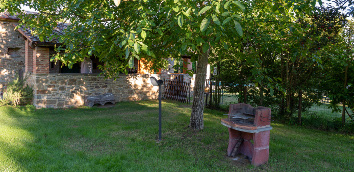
xmin=319 ymin=20 xmax=354 ymax=112
xmin=1 ymin=0 xmax=246 ymax=130
xmin=0 ymin=78 xmax=33 ymax=106
xmin=1 ymin=0 xmax=244 ymax=76
xmin=207 ymin=1 xmax=351 ymax=125
xmin=2 ymin=0 xmax=353 ymax=128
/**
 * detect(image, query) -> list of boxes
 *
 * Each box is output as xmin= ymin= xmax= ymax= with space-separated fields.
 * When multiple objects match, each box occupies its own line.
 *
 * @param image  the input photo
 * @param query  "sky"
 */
xmin=20 ymin=5 xmax=37 ymax=12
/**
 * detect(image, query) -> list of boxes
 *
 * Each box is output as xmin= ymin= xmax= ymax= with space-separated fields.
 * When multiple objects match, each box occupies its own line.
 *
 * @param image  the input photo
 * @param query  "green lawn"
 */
xmin=0 ymin=101 xmax=353 ymax=171
xmin=305 ymin=103 xmax=353 ymax=121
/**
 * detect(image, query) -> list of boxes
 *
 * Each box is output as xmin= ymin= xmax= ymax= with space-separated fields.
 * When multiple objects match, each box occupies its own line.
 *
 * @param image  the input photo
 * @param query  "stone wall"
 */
xmin=28 ymin=73 xmax=166 ymax=108
xmin=0 ymin=21 xmax=26 ymax=89
xmin=26 ymin=73 xmax=194 ymax=108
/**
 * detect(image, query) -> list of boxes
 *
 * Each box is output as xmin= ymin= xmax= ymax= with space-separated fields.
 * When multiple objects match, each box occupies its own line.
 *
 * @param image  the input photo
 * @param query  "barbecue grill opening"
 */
xmin=229 ymin=113 xmax=255 ymax=125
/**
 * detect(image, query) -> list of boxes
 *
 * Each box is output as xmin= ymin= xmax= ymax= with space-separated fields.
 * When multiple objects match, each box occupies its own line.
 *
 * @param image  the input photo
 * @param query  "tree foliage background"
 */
xmin=1 ymin=0 xmax=354 ymax=129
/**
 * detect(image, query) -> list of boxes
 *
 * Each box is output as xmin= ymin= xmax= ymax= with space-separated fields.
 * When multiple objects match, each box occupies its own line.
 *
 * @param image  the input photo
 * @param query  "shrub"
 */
xmin=0 ymin=78 xmax=33 ymax=106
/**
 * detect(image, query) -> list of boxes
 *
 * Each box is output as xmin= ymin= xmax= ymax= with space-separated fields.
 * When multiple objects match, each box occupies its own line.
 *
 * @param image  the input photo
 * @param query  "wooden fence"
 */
xmin=163 ymin=75 xmax=191 ymax=103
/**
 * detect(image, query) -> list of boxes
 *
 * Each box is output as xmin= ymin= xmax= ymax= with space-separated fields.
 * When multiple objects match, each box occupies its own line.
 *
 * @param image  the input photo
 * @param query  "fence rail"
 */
xmin=163 ymin=75 xmax=191 ymax=103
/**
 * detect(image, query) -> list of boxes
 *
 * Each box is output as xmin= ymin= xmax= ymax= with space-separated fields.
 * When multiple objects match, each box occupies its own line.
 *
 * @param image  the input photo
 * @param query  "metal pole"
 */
xmin=158 ymin=84 xmax=162 ymax=141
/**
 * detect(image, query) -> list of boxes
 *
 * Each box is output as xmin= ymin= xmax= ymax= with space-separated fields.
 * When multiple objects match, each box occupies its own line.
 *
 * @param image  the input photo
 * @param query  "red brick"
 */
xmin=33 ymin=47 xmax=49 ymax=74
xmin=252 ymin=148 xmax=269 ymax=166
xmin=253 ymin=131 xmax=270 ymax=148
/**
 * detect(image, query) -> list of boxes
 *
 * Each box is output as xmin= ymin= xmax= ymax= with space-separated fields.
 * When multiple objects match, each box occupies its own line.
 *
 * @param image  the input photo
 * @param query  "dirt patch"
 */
xmin=229 ymin=154 xmax=251 ymax=166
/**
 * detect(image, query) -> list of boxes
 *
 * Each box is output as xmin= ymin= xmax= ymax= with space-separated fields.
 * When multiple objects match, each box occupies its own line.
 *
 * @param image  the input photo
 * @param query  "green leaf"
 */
xmin=39 ymin=35 xmax=44 ymax=42
xmin=178 ymin=15 xmax=183 ymax=27
xmin=134 ymin=42 xmax=140 ymax=54
xmin=173 ymin=6 xmax=179 ymax=12
xmin=186 ymin=32 xmax=192 ymax=38
xmin=129 ymin=33 xmax=135 ymax=40
xmin=198 ymin=6 xmax=211 ymax=15
xmin=272 ymin=3 xmax=279 ymax=12
xmin=128 ymin=57 xmax=134 ymax=68
xmin=200 ymin=17 xmax=210 ymax=32
xmin=182 ymin=43 xmax=187 ymax=51
xmin=224 ymin=1 xmax=231 ymax=9
xmin=140 ymin=42 xmax=148 ymax=52
xmin=121 ymin=40 xmax=127 ymax=47
xmin=212 ymin=15 xmax=221 ymax=25
xmin=222 ymin=17 xmax=232 ymax=25
xmin=233 ymin=1 xmax=245 ymax=10
xmin=234 ymin=20 xmax=243 ymax=36
xmin=215 ymin=35 xmax=221 ymax=42
xmin=232 ymin=14 xmax=241 ymax=19
xmin=141 ymin=30 xmax=146 ymax=39
xmin=125 ymin=48 xmax=130 ymax=59
xmin=223 ymin=42 xmax=228 ymax=49
xmin=202 ymin=43 xmax=209 ymax=53
xmin=216 ymin=2 xmax=221 ymax=13
xmin=183 ymin=8 xmax=191 ymax=17
xmin=128 ymin=40 xmax=134 ymax=46
xmin=221 ymin=12 xmax=230 ymax=16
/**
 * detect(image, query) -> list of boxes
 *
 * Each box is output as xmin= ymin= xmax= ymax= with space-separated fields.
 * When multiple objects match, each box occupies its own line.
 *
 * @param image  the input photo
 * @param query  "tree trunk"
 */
xmin=209 ymin=77 xmax=212 ymax=107
xmin=243 ymin=85 xmax=247 ymax=104
xmin=298 ymin=89 xmax=302 ymax=125
xmin=342 ymin=102 xmax=346 ymax=125
xmin=259 ymin=82 xmax=263 ymax=106
xmin=280 ymin=55 xmax=285 ymax=116
xmin=190 ymin=47 xmax=209 ymax=130
xmin=342 ymin=65 xmax=348 ymax=125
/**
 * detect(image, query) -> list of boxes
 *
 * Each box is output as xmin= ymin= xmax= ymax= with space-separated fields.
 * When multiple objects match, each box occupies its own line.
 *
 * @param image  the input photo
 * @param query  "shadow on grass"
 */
xmin=2 ymin=101 xmax=353 ymax=171
xmin=0 ymin=102 xmax=159 ymax=171
xmin=0 ymin=101 xmax=243 ymax=171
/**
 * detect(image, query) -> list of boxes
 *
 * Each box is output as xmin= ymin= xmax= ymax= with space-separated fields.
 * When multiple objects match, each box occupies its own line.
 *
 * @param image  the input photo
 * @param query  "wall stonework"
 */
xmin=28 ymin=73 xmax=165 ymax=108
xmin=0 ymin=21 xmax=26 ymax=88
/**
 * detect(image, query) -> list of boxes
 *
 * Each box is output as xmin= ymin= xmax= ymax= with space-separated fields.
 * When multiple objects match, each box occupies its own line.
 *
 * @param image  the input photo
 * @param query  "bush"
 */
xmin=0 ymin=78 xmax=33 ymax=106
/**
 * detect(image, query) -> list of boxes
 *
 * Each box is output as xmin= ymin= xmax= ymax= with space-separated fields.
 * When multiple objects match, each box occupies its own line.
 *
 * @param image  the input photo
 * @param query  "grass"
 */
xmin=305 ymin=103 xmax=353 ymax=121
xmin=0 ymin=100 xmax=353 ymax=171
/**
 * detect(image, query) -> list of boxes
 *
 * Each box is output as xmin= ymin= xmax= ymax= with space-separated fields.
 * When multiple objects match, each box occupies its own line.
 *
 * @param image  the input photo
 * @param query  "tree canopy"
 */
xmin=1 ymin=0 xmax=245 ymax=129
xmin=2 ymin=0 xmax=353 ymax=129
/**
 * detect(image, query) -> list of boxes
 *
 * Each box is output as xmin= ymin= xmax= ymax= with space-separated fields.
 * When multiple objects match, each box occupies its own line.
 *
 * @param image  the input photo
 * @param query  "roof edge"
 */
xmin=0 ymin=18 xmax=20 ymax=22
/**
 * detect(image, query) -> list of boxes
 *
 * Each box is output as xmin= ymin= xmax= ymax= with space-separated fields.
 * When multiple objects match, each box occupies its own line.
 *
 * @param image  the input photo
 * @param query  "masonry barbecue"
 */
xmin=221 ymin=103 xmax=272 ymax=166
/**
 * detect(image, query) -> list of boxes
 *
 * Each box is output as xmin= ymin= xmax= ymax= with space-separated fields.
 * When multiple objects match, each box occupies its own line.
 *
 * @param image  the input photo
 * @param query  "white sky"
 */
xmin=20 ymin=5 xmax=37 ymax=12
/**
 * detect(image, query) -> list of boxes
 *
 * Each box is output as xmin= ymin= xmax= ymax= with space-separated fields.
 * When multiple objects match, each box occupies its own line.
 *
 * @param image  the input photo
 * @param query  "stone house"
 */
xmin=0 ymin=12 xmax=201 ymax=108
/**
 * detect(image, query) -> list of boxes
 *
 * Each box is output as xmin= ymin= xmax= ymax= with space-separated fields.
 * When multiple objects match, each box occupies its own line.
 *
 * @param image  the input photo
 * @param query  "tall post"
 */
xmin=150 ymin=77 xmax=163 ymax=141
xmin=158 ymin=84 xmax=162 ymax=141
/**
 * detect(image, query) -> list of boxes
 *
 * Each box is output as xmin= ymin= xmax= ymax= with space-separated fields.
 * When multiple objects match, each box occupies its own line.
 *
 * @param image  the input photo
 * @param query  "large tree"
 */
xmin=1 ymin=0 xmax=245 ymax=130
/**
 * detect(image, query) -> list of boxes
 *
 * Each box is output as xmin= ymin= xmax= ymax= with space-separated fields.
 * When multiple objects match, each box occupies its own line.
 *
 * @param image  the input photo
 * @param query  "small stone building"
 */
xmin=0 ymin=12 xmax=199 ymax=108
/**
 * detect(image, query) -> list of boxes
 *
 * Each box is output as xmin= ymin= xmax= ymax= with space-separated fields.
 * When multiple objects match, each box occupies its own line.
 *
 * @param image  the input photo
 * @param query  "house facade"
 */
xmin=0 ymin=12 xmax=203 ymax=108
